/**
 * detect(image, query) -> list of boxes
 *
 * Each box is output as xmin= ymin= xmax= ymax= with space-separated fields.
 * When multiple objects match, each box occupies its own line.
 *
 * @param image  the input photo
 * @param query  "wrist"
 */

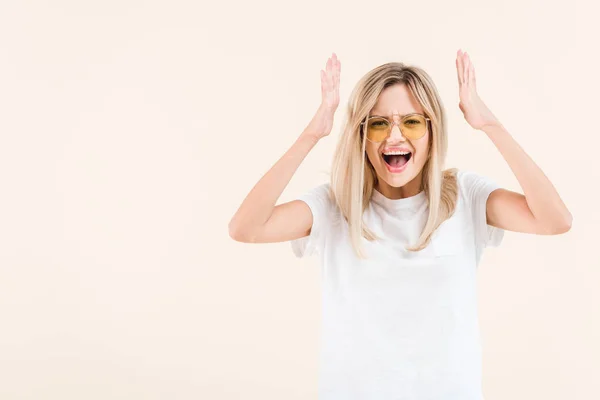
xmin=298 ymin=131 xmax=321 ymax=146
xmin=480 ymin=122 xmax=506 ymax=135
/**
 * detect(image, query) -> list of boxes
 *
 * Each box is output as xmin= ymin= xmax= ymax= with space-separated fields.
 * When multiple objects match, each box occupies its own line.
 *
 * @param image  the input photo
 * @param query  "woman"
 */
xmin=228 ymin=50 xmax=572 ymax=399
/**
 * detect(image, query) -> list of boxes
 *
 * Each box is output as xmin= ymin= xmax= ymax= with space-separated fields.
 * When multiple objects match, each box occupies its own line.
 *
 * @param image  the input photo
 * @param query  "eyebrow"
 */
xmin=369 ymin=112 xmax=420 ymax=118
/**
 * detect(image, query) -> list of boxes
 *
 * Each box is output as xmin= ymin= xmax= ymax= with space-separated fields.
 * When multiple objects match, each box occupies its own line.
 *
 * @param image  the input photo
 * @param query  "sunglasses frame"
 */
xmin=360 ymin=113 xmax=431 ymax=142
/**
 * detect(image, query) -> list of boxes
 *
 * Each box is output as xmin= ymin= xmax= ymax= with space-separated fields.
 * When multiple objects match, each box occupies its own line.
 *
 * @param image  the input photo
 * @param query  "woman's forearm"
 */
xmin=228 ymin=131 xmax=320 ymax=238
xmin=482 ymin=123 xmax=573 ymax=229
xmin=229 ymin=53 xmax=340 ymax=240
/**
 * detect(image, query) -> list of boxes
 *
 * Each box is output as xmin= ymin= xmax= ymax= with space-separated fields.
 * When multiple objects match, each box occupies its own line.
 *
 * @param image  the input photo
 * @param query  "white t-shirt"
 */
xmin=291 ymin=169 xmax=504 ymax=400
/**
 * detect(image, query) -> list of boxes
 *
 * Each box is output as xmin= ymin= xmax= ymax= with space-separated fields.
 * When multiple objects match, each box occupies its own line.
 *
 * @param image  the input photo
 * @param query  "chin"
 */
xmin=382 ymin=175 xmax=413 ymax=188
xmin=376 ymin=161 xmax=424 ymax=186
xmin=377 ymin=166 xmax=412 ymax=186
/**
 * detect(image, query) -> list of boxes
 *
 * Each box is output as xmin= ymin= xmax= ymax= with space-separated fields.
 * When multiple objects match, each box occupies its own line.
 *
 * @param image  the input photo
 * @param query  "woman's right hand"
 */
xmin=302 ymin=53 xmax=341 ymax=141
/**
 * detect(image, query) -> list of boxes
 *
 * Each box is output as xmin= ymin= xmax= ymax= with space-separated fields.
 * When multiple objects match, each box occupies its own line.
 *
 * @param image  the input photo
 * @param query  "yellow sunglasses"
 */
xmin=360 ymin=113 xmax=431 ymax=142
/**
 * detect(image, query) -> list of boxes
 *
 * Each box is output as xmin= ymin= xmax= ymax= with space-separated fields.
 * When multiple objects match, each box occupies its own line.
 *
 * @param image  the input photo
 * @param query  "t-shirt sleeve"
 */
xmin=458 ymin=169 xmax=505 ymax=249
xmin=290 ymin=183 xmax=333 ymax=258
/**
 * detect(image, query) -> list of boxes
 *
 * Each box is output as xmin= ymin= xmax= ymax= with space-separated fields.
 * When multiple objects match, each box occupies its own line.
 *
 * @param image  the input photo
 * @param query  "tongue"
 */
xmin=388 ymin=154 xmax=408 ymax=167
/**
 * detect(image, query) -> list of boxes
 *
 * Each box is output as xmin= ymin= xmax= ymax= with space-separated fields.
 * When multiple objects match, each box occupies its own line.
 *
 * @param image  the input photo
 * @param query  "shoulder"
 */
xmin=295 ymin=182 xmax=338 ymax=227
xmin=452 ymin=168 xmax=505 ymax=249
xmin=297 ymin=182 xmax=335 ymax=209
xmin=290 ymin=182 xmax=337 ymax=258
xmin=443 ymin=167 xmax=502 ymax=213
xmin=455 ymin=168 xmax=501 ymax=197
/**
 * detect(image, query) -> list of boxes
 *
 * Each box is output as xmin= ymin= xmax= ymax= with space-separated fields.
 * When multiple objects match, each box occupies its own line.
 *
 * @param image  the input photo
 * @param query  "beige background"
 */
xmin=0 ymin=1 xmax=597 ymax=399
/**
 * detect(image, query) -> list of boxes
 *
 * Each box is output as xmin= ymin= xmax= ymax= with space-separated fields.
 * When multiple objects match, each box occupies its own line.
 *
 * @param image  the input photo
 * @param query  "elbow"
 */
xmin=228 ymin=221 xmax=245 ymax=242
xmin=228 ymin=221 xmax=255 ymax=242
xmin=550 ymin=213 xmax=573 ymax=235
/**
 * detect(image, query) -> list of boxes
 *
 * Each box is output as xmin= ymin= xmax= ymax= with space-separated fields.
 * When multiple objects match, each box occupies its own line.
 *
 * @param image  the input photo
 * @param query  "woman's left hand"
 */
xmin=456 ymin=49 xmax=502 ymax=130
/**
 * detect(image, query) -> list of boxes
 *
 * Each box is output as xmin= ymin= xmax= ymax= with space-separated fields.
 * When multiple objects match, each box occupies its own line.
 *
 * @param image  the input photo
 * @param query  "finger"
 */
xmin=469 ymin=56 xmax=475 ymax=86
xmin=457 ymin=49 xmax=465 ymax=85
xmin=465 ymin=53 xmax=470 ymax=84
xmin=331 ymin=54 xmax=338 ymax=82
xmin=324 ymin=58 xmax=332 ymax=88
xmin=462 ymin=53 xmax=468 ymax=83
xmin=323 ymin=69 xmax=331 ymax=93
xmin=454 ymin=52 xmax=460 ymax=85
xmin=465 ymin=53 xmax=475 ymax=87
xmin=329 ymin=57 xmax=335 ymax=84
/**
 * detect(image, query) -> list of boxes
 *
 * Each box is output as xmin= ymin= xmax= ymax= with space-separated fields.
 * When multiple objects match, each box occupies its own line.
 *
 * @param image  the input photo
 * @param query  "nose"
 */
xmin=388 ymin=120 xmax=407 ymax=143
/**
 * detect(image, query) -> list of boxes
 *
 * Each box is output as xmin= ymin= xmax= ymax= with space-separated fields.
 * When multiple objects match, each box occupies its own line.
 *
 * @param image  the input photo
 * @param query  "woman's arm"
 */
xmin=228 ymin=132 xmax=318 ymax=243
xmin=483 ymin=123 xmax=572 ymax=234
xmin=228 ymin=53 xmax=341 ymax=243
xmin=455 ymin=49 xmax=572 ymax=235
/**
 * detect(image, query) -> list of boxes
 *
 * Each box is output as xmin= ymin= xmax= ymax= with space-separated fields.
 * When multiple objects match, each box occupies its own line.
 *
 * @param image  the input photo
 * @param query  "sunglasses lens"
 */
xmin=366 ymin=115 xmax=428 ymax=142
xmin=366 ymin=118 xmax=390 ymax=142
xmin=402 ymin=115 xmax=427 ymax=139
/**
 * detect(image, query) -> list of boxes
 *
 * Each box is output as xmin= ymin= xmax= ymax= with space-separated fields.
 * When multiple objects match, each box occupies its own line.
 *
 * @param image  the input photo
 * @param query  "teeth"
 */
xmin=383 ymin=150 xmax=410 ymax=155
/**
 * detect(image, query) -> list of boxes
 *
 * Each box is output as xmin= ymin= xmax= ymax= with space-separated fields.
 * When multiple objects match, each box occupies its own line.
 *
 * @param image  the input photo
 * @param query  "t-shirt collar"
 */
xmin=371 ymin=188 xmax=427 ymax=211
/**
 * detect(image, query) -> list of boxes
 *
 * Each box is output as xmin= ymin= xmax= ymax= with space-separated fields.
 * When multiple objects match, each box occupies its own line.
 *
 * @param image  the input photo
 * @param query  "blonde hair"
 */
xmin=327 ymin=62 xmax=459 ymax=259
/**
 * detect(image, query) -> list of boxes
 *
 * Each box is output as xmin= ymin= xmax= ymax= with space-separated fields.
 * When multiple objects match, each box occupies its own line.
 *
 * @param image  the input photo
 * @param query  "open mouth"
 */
xmin=382 ymin=152 xmax=412 ymax=168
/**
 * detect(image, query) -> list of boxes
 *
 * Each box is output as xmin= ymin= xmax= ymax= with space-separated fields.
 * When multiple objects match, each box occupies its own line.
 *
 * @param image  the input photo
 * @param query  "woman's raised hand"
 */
xmin=302 ymin=53 xmax=341 ymax=141
xmin=456 ymin=49 xmax=501 ymax=130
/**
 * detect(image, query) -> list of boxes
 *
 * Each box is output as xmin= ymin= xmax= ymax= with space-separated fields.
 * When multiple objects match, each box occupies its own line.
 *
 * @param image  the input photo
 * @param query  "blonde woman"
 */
xmin=228 ymin=50 xmax=572 ymax=399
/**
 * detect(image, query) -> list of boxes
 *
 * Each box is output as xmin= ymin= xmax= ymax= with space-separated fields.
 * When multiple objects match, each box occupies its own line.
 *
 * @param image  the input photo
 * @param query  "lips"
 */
xmin=382 ymin=152 xmax=412 ymax=168
xmin=381 ymin=146 xmax=412 ymax=154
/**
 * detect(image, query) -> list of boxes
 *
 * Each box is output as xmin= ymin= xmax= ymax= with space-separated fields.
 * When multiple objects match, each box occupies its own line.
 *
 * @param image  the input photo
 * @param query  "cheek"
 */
xmin=415 ymin=138 xmax=430 ymax=162
xmin=365 ymin=144 xmax=381 ymax=165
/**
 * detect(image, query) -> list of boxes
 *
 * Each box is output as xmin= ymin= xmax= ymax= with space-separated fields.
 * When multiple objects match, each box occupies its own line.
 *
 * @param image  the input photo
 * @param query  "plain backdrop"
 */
xmin=0 ymin=1 xmax=598 ymax=399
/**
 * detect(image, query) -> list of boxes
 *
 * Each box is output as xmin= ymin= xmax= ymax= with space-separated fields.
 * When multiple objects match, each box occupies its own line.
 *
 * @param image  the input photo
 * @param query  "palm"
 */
xmin=322 ymin=55 xmax=340 ymax=110
xmin=456 ymin=50 xmax=500 ymax=130
xmin=306 ymin=53 xmax=340 ymax=138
